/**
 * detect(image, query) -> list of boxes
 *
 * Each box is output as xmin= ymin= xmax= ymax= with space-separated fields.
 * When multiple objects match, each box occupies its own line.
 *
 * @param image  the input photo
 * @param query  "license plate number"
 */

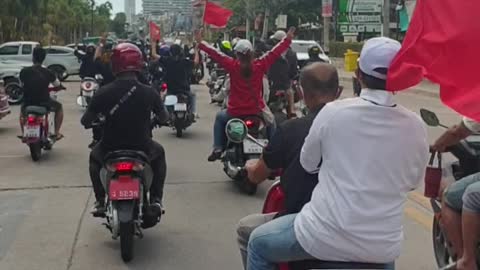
xmin=243 ymin=139 xmax=268 ymax=154
xmin=25 ymin=125 xmax=40 ymax=138
xmin=174 ymin=103 xmax=187 ymax=111
xmin=109 ymin=177 xmax=140 ymax=200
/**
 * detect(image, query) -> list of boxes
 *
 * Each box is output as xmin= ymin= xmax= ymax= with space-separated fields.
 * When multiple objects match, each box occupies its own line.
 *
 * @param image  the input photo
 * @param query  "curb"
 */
xmin=338 ymin=75 xmax=439 ymax=99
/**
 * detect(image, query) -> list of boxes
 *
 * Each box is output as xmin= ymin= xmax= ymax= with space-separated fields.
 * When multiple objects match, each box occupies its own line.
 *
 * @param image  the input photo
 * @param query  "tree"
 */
xmin=0 ymin=0 xmax=113 ymax=44
xmin=111 ymin=13 xmax=127 ymax=39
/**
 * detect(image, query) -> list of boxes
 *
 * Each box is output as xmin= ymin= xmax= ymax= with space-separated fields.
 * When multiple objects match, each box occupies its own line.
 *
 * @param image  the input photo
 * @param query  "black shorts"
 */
xmin=21 ymin=98 xmax=63 ymax=115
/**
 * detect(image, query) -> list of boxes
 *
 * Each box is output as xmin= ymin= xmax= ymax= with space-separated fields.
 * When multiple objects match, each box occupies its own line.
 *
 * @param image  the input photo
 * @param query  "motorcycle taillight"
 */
xmin=107 ymin=161 xmax=144 ymax=173
xmin=245 ymin=119 xmax=255 ymax=129
xmin=26 ymin=115 xmax=42 ymax=125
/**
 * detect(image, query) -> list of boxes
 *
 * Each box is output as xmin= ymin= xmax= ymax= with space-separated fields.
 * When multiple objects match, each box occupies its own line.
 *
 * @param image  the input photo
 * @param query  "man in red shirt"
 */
xmin=195 ymin=28 xmax=295 ymax=161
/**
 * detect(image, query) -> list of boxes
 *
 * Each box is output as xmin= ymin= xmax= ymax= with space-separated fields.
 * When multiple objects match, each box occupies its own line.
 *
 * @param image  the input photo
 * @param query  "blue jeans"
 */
xmin=247 ymin=214 xmax=395 ymax=270
xmin=213 ymin=110 xmax=276 ymax=150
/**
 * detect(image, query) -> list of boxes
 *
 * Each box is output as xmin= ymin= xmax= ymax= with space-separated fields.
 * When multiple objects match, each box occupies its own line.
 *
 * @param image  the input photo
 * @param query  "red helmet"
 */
xmin=111 ymin=43 xmax=144 ymax=75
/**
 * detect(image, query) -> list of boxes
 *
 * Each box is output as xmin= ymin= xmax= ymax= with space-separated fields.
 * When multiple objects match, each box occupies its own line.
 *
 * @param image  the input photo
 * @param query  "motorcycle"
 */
xmin=20 ymin=84 xmax=65 ymax=161
xmin=262 ymin=181 xmax=395 ymax=269
xmin=0 ymin=79 xmax=11 ymax=120
xmin=420 ymin=109 xmax=480 ymax=269
xmin=163 ymin=88 xmax=195 ymax=138
xmin=222 ymin=117 xmax=269 ymax=195
xmin=191 ymin=64 xmax=203 ymax=85
xmin=97 ymin=149 xmax=162 ymax=262
xmin=76 ymin=74 xmax=102 ymax=108
xmin=268 ymin=90 xmax=289 ymax=124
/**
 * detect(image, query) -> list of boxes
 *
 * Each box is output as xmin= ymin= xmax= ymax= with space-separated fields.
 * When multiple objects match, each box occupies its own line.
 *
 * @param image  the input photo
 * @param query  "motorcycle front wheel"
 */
xmin=433 ymin=217 xmax=455 ymax=267
xmin=120 ymin=221 xmax=135 ymax=262
xmin=29 ymin=142 xmax=42 ymax=162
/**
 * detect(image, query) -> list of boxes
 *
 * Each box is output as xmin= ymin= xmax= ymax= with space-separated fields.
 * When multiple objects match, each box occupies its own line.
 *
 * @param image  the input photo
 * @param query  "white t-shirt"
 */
xmin=296 ymin=89 xmax=429 ymax=263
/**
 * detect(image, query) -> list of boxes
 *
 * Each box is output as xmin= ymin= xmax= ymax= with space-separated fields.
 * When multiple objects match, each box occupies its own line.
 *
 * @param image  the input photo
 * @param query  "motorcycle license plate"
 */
xmin=24 ymin=125 xmax=40 ymax=138
xmin=109 ymin=177 xmax=140 ymax=201
xmin=174 ymin=103 xmax=187 ymax=111
xmin=243 ymin=139 xmax=268 ymax=154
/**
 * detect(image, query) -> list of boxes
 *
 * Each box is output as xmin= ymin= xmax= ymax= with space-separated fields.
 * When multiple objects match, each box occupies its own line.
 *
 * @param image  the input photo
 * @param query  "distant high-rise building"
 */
xmin=125 ymin=0 xmax=136 ymax=24
xmin=143 ymin=0 xmax=192 ymax=16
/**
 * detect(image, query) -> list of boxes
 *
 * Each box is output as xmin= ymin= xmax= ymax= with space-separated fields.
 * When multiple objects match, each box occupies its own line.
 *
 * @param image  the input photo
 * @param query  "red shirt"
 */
xmin=199 ymin=38 xmax=292 ymax=117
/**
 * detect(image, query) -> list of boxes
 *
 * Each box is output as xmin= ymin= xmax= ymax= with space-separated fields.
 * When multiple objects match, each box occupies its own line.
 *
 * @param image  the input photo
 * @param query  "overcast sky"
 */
xmin=97 ymin=0 xmax=140 ymax=15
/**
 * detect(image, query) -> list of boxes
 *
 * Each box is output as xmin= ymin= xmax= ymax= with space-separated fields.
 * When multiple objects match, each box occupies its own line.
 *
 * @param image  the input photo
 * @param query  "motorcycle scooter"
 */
xmin=419 ymin=109 xmax=480 ymax=269
xmin=20 ymin=84 xmax=65 ymax=161
xmin=77 ymin=74 xmax=103 ymax=108
xmin=0 ymin=79 xmax=10 ymax=120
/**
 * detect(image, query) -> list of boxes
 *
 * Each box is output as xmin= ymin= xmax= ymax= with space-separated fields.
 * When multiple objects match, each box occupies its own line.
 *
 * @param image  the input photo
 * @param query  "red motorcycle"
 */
xmin=262 ymin=181 xmax=394 ymax=270
xmin=20 ymin=84 xmax=64 ymax=161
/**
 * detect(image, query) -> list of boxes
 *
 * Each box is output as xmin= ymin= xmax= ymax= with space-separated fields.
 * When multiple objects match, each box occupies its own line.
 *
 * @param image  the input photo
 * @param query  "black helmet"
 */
xmin=308 ymin=45 xmax=321 ymax=58
xmin=170 ymin=44 xmax=183 ymax=57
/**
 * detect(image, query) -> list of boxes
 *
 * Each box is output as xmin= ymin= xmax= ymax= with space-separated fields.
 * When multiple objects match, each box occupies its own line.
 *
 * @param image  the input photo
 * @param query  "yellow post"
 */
xmin=344 ymin=49 xmax=359 ymax=72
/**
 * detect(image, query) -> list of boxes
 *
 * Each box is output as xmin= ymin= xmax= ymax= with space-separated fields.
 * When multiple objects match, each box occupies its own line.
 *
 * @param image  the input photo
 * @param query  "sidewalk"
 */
xmin=331 ymin=57 xmax=440 ymax=98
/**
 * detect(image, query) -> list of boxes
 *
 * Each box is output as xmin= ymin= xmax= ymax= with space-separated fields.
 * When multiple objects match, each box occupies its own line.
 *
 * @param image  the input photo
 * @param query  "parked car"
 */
xmin=0 ymin=59 xmax=29 ymax=104
xmin=291 ymin=40 xmax=331 ymax=68
xmin=66 ymin=43 xmax=86 ymax=51
xmin=0 ymin=79 xmax=10 ymax=119
xmin=0 ymin=42 xmax=80 ymax=81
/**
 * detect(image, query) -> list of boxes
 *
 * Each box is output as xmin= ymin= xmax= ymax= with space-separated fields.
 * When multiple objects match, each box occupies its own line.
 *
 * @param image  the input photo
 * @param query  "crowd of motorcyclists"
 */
xmin=5 ymin=20 xmax=480 ymax=270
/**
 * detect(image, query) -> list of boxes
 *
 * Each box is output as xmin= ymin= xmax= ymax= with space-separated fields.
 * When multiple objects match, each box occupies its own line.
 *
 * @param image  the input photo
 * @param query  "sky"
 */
xmin=96 ymin=0 xmax=140 ymax=15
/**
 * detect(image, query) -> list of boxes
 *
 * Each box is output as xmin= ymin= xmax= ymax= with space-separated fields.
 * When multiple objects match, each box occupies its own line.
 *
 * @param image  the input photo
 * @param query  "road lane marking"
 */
xmin=408 ymin=191 xmax=433 ymax=212
xmin=404 ymin=205 xmax=433 ymax=231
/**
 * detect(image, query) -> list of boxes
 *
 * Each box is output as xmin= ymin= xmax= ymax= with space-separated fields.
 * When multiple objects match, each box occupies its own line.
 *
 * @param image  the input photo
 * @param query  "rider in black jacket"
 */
xmin=81 ymin=43 xmax=169 ymax=215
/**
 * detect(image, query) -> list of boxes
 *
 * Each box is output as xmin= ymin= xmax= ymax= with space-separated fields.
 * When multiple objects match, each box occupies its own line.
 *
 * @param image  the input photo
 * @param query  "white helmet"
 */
xmin=234 ymin=39 xmax=253 ymax=55
xmin=232 ymin=37 xmax=241 ymax=47
xmin=271 ymin=30 xmax=287 ymax=41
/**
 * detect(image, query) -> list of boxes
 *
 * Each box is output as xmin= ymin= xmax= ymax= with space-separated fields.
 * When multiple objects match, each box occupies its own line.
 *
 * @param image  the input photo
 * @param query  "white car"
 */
xmin=291 ymin=40 xmax=331 ymax=67
xmin=0 ymin=42 xmax=80 ymax=81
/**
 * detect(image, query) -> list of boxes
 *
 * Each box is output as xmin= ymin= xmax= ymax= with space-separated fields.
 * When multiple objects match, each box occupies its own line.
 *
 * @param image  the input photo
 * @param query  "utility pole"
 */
xmin=91 ymin=0 xmax=95 ymax=36
xmin=262 ymin=6 xmax=270 ymax=40
xmin=383 ymin=0 xmax=390 ymax=37
xmin=323 ymin=17 xmax=330 ymax=53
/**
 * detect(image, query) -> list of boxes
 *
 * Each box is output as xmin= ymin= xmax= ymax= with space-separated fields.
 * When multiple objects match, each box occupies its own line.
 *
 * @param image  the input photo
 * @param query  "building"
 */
xmin=125 ymin=0 xmax=136 ymax=24
xmin=142 ymin=0 xmax=192 ymax=16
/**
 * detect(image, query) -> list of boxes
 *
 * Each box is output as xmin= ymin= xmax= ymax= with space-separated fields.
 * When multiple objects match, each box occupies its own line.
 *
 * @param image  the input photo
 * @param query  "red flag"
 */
xmin=149 ymin=21 xmax=161 ymax=41
xmin=387 ymin=0 xmax=480 ymax=120
xmin=203 ymin=1 xmax=233 ymax=28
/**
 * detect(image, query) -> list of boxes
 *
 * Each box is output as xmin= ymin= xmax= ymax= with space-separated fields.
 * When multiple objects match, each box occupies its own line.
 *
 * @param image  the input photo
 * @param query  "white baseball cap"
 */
xmin=234 ymin=39 xmax=253 ymax=54
xmin=359 ymin=37 xmax=401 ymax=80
xmin=271 ymin=30 xmax=286 ymax=41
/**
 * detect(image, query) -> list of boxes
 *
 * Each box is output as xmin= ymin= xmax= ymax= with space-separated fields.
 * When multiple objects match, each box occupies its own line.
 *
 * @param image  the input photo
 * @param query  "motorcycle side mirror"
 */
xmin=95 ymin=74 xmax=104 ymax=81
xmin=420 ymin=109 xmax=440 ymax=127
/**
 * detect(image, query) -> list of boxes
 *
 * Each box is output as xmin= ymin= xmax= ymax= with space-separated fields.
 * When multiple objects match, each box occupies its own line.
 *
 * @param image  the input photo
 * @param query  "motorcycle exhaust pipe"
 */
xmin=226 ymin=161 xmax=242 ymax=179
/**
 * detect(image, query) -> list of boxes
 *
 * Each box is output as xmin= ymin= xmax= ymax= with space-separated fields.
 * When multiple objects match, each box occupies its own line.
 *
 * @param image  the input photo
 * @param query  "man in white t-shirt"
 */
xmin=245 ymin=37 xmax=430 ymax=270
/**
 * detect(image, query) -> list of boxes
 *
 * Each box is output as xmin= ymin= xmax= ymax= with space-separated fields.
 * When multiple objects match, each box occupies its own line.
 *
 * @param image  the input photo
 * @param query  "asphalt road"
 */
xmin=0 ymin=78 xmax=459 ymax=270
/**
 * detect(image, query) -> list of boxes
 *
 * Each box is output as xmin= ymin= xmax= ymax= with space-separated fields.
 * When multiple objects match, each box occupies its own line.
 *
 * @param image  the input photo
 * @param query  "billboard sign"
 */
xmin=338 ymin=0 xmax=383 ymax=33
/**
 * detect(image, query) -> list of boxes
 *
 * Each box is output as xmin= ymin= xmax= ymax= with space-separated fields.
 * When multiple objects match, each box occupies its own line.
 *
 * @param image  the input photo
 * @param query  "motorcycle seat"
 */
xmin=104 ymin=150 xmax=150 ymax=164
xmin=25 ymin=106 xmax=48 ymax=115
xmin=290 ymin=259 xmax=393 ymax=269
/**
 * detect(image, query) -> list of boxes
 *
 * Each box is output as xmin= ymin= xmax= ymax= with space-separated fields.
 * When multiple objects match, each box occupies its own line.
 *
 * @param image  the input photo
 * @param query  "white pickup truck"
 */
xmin=0 ymin=41 xmax=80 ymax=81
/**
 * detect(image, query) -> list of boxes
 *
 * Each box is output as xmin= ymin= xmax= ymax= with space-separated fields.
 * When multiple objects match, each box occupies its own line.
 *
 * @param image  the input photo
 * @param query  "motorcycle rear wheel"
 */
xmin=29 ymin=143 xmax=42 ymax=162
xmin=120 ymin=221 xmax=135 ymax=262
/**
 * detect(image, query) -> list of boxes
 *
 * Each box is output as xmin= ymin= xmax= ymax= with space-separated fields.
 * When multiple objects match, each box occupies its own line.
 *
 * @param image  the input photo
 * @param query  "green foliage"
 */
xmin=111 ymin=12 xmax=127 ymax=39
xmin=329 ymin=41 xmax=364 ymax=57
xmin=0 ymin=0 xmax=113 ymax=44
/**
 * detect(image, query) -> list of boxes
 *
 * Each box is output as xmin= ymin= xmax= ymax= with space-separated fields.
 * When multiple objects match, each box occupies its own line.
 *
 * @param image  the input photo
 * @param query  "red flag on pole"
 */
xmin=149 ymin=21 xmax=161 ymax=41
xmin=203 ymin=1 xmax=233 ymax=28
xmin=387 ymin=0 xmax=480 ymax=120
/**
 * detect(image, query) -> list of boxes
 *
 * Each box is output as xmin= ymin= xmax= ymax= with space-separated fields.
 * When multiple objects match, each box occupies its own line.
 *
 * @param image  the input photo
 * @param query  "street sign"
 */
xmin=275 ymin=15 xmax=287 ymax=29
xmin=338 ymin=0 xmax=383 ymax=33
xmin=322 ymin=0 xmax=333 ymax=17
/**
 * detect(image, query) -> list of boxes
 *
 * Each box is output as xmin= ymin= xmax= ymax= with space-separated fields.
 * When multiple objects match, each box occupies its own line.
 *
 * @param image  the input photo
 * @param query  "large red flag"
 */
xmin=203 ymin=1 xmax=233 ymax=28
xmin=149 ymin=21 xmax=161 ymax=41
xmin=387 ymin=0 xmax=480 ymax=120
